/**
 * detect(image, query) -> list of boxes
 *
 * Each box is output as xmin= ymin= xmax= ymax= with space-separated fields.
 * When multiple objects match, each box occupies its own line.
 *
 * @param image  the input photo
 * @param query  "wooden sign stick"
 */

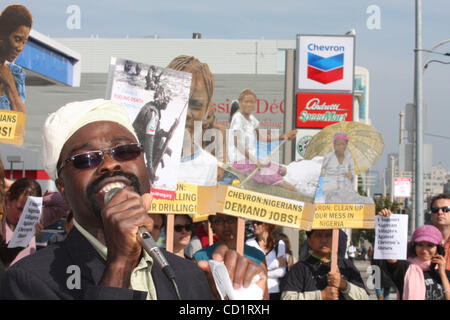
xmin=331 ymin=229 xmax=339 ymax=273
xmin=208 ymin=220 xmax=214 ymax=246
xmin=165 ymin=214 xmax=174 ymax=253
xmin=236 ymin=217 xmax=245 ymax=256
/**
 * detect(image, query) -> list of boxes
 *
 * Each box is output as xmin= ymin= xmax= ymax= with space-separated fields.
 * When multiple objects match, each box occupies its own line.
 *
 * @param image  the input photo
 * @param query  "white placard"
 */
xmin=8 ymin=196 xmax=43 ymax=248
xmin=374 ymin=214 xmax=408 ymax=260
xmin=209 ymin=260 xmax=263 ymax=300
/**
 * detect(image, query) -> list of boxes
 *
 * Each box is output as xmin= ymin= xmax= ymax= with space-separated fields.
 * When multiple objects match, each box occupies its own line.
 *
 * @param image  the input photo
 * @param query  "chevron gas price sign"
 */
xmin=296 ymin=35 xmax=355 ymax=92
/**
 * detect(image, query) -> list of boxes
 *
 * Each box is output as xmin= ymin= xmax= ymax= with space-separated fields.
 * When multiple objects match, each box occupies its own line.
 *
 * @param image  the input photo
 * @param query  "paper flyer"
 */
xmin=374 ymin=214 xmax=408 ymax=260
xmin=8 ymin=196 xmax=43 ymax=249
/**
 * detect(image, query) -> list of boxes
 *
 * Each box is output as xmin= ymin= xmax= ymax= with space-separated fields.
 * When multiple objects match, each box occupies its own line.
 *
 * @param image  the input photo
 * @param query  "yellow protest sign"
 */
xmin=312 ymin=204 xmax=375 ymax=229
xmin=221 ymin=187 xmax=314 ymax=229
xmin=192 ymin=213 xmax=210 ymax=223
xmin=0 ymin=110 xmax=26 ymax=145
xmin=149 ymin=182 xmax=217 ymax=215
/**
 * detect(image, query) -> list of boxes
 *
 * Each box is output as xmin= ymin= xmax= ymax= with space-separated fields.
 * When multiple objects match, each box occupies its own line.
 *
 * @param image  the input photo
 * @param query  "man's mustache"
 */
xmin=86 ymin=171 xmax=142 ymax=220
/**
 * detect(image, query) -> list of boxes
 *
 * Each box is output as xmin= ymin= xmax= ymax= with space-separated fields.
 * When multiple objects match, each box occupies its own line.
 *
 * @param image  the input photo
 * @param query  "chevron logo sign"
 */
xmin=307 ymin=52 xmax=344 ymax=84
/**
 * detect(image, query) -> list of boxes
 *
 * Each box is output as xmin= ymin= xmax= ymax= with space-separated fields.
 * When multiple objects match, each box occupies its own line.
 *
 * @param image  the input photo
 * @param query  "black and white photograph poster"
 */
xmin=106 ymin=57 xmax=191 ymax=200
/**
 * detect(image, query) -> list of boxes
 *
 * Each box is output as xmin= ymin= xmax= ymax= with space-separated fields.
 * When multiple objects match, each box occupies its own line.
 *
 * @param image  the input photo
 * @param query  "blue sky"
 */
xmin=5 ymin=0 xmax=450 ymax=178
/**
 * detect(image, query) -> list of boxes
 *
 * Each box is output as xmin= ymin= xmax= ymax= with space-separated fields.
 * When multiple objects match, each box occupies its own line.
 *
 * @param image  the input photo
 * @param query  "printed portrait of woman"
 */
xmin=0 ymin=4 xmax=33 ymax=114
xmin=320 ymin=132 xmax=373 ymax=204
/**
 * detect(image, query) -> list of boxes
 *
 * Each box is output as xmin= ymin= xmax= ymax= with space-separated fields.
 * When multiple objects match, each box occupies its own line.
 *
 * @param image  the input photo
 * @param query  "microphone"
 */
xmin=104 ymin=188 xmax=181 ymax=299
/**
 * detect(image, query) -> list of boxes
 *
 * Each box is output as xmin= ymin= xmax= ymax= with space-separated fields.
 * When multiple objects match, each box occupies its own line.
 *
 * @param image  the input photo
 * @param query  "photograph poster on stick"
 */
xmin=106 ymin=57 xmax=191 ymax=200
xmin=218 ymin=90 xmax=323 ymax=230
xmin=374 ymin=214 xmax=409 ymax=260
xmin=304 ymin=122 xmax=384 ymax=229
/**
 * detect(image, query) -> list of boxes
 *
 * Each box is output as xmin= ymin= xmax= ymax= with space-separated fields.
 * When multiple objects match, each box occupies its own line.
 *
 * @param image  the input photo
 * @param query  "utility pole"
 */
xmin=390 ymin=156 xmax=396 ymax=203
xmin=415 ymin=0 xmax=424 ymax=227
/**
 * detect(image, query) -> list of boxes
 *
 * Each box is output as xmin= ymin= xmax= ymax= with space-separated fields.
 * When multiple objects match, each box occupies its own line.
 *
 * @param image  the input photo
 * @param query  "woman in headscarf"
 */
xmin=378 ymin=224 xmax=450 ymax=300
xmin=320 ymin=132 xmax=372 ymax=204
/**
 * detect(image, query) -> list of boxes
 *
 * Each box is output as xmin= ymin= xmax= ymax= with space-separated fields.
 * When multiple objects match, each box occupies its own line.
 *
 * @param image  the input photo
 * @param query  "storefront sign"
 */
xmin=296 ymin=93 xmax=353 ymax=128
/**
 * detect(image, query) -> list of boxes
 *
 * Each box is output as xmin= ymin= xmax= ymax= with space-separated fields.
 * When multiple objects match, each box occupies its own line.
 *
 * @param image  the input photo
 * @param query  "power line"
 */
xmin=425 ymin=133 xmax=450 ymax=140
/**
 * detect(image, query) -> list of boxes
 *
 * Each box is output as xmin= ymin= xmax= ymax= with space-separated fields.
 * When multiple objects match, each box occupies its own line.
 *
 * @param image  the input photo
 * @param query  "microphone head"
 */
xmin=104 ymin=187 xmax=124 ymax=205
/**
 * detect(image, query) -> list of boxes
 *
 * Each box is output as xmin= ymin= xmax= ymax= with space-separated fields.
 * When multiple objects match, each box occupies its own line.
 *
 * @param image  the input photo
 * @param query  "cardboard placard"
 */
xmin=220 ymin=186 xmax=314 ymax=230
xmin=312 ymin=203 xmax=375 ymax=229
xmin=149 ymin=182 xmax=217 ymax=215
xmin=0 ymin=110 xmax=26 ymax=145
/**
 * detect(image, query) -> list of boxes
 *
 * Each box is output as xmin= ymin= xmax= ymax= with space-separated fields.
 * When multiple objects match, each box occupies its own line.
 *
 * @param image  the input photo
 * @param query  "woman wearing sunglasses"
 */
xmin=172 ymin=214 xmax=193 ymax=259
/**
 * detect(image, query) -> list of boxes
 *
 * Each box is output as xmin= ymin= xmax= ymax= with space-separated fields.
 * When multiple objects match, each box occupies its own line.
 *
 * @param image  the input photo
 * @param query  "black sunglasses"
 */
xmin=174 ymin=224 xmax=192 ymax=232
xmin=58 ymin=143 xmax=143 ymax=174
xmin=430 ymin=206 xmax=450 ymax=214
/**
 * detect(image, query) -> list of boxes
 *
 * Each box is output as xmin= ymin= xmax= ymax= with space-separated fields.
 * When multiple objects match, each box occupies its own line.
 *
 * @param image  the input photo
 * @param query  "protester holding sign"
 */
xmin=172 ymin=214 xmax=193 ymax=259
xmin=0 ymin=178 xmax=42 ymax=268
xmin=0 ymin=179 xmax=68 ymax=268
xmin=379 ymin=195 xmax=450 ymax=271
xmin=281 ymin=229 xmax=368 ymax=300
xmin=194 ymin=214 xmax=266 ymax=265
xmin=375 ymin=224 xmax=450 ymax=300
xmin=0 ymin=4 xmax=32 ymax=113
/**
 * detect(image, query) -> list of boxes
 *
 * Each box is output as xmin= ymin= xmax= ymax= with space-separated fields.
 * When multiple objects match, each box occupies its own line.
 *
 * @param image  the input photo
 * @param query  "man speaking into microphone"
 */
xmin=0 ymin=99 xmax=267 ymax=299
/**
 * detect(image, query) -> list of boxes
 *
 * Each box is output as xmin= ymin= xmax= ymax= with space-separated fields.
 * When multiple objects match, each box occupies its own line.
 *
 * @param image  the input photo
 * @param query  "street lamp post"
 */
xmin=414 ymin=0 xmax=424 ymax=227
xmin=414 ymin=0 xmax=450 ymax=227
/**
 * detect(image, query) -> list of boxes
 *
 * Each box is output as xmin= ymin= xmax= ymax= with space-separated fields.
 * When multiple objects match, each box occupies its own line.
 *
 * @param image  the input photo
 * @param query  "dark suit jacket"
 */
xmin=0 ymin=228 xmax=215 ymax=300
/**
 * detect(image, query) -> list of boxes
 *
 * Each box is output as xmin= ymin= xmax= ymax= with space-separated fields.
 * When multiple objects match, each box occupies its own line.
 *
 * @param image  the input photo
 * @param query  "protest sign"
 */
xmin=8 ymin=196 xmax=43 ymax=248
xmin=374 ymin=214 xmax=408 ymax=260
xmin=0 ymin=110 xmax=26 ymax=145
xmin=106 ymin=57 xmax=191 ymax=200
xmin=312 ymin=203 xmax=375 ymax=229
xmin=149 ymin=182 xmax=217 ymax=215
xmin=221 ymin=187 xmax=314 ymax=230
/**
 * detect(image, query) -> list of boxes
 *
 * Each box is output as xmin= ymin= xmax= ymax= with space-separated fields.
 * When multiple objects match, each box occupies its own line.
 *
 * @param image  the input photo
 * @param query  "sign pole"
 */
xmin=208 ymin=220 xmax=214 ymax=246
xmin=236 ymin=218 xmax=245 ymax=256
xmin=331 ymin=229 xmax=339 ymax=273
xmin=166 ymin=214 xmax=174 ymax=253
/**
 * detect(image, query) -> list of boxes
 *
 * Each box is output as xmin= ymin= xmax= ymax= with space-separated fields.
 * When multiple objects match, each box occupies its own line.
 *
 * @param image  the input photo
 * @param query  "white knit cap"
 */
xmin=42 ymin=99 xmax=138 ymax=181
